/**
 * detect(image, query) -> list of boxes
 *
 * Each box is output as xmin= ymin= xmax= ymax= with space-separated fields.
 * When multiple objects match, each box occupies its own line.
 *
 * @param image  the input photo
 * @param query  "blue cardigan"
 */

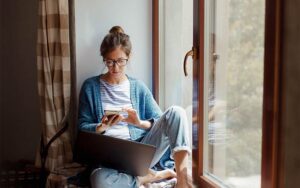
xmin=78 ymin=75 xmax=163 ymax=141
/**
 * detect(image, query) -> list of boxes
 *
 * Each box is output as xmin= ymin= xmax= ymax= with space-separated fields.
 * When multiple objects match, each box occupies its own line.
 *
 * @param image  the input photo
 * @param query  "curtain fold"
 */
xmin=36 ymin=0 xmax=73 ymax=171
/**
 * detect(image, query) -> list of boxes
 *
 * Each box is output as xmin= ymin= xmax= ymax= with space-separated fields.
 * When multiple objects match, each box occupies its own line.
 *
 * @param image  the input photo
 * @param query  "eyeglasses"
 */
xmin=104 ymin=58 xmax=128 ymax=67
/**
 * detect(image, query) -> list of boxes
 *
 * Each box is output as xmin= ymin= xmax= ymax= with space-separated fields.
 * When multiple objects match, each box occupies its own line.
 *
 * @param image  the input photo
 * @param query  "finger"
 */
xmin=126 ymin=110 xmax=137 ymax=118
xmin=107 ymin=114 xmax=117 ymax=124
xmin=101 ymin=115 xmax=108 ymax=123
xmin=109 ymin=115 xmax=118 ymax=125
xmin=122 ymin=117 xmax=130 ymax=124
xmin=122 ymin=107 xmax=131 ymax=111
xmin=102 ymin=118 xmax=110 ymax=125
xmin=127 ymin=108 xmax=136 ymax=113
xmin=122 ymin=108 xmax=130 ymax=114
xmin=111 ymin=115 xmax=124 ymax=125
xmin=119 ymin=114 xmax=125 ymax=121
xmin=122 ymin=107 xmax=134 ymax=113
xmin=101 ymin=123 xmax=109 ymax=129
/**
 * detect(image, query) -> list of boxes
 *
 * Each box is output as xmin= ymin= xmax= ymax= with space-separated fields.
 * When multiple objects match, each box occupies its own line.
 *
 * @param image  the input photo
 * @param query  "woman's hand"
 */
xmin=96 ymin=114 xmax=124 ymax=133
xmin=122 ymin=108 xmax=152 ymax=130
xmin=122 ymin=108 xmax=141 ymax=127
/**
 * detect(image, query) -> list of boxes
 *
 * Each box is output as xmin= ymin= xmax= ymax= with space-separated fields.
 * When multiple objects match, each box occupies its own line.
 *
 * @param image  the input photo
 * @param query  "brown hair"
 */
xmin=100 ymin=26 xmax=132 ymax=58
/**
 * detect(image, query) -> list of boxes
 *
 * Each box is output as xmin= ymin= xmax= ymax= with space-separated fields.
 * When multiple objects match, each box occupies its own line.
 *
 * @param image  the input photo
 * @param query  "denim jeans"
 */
xmin=90 ymin=106 xmax=191 ymax=188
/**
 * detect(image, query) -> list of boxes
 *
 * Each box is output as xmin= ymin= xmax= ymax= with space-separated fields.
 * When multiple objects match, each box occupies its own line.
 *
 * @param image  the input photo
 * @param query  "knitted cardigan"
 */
xmin=78 ymin=74 xmax=163 ymax=141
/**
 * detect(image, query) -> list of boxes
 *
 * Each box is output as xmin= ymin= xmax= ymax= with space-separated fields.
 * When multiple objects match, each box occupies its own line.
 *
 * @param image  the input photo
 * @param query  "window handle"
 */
xmin=183 ymin=47 xmax=197 ymax=76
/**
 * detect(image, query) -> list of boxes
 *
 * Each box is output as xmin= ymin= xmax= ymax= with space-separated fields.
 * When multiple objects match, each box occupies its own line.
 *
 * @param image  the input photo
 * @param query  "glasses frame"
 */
xmin=103 ymin=58 xmax=128 ymax=67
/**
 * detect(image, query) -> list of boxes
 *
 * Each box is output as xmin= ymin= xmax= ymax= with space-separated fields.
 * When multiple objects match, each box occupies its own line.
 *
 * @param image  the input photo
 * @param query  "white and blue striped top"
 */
xmin=99 ymin=78 xmax=132 ymax=140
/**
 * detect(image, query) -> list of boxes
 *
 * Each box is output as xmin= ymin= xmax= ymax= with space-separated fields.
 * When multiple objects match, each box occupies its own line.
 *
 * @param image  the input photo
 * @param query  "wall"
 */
xmin=75 ymin=0 xmax=152 ymax=94
xmin=0 ymin=0 xmax=152 ymax=165
xmin=1 ymin=0 xmax=40 ymax=163
xmin=281 ymin=0 xmax=300 ymax=186
xmin=1 ymin=0 xmax=299 ymax=185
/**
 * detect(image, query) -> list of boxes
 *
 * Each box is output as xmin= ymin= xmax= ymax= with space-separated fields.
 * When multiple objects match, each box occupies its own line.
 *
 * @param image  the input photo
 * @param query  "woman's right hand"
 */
xmin=96 ymin=114 xmax=124 ymax=133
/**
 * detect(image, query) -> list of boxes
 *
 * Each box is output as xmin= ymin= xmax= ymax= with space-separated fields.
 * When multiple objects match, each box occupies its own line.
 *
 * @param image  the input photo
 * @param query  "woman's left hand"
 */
xmin=122 ymin=108 xmax=141 ymax=127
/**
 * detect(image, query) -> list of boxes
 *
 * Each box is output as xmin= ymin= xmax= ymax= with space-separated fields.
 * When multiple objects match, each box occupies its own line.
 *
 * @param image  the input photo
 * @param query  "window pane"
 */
xmin=203 ymin=0 xmax=265 ymax=187
xmin=158 ymin=0 xmax=194 ymax=172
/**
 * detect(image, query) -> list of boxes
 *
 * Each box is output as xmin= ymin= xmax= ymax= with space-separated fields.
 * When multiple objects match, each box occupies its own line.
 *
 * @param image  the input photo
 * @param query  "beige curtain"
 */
xmin=36 ymin=0 xmax=73 ymax=171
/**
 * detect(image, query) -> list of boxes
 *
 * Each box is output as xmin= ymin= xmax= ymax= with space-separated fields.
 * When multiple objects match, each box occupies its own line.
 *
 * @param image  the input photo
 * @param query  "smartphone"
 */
xmin=104 ymin=109 xmax=122 ymax=116
xmin=104 ymin=108 xmax=128 ymax=117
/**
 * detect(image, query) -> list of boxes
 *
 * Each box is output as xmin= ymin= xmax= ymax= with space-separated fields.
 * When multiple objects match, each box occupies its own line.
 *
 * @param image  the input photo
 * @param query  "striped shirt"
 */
xmin=99 ymin=78 xmax=132 ymax=140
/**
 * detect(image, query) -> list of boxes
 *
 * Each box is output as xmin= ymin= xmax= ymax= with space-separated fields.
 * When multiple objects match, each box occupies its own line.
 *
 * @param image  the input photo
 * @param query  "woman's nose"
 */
xmin=112 ymin=64 xmax=119 ymax=70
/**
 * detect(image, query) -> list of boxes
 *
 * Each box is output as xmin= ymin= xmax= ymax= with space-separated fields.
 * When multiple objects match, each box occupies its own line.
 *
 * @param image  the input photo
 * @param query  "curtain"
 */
xmin=36 ymin=0 xmax=73 ymax=171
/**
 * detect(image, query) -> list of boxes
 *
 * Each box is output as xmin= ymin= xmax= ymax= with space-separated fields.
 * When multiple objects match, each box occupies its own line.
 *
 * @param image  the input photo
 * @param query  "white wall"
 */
xmin=75 ymin=0 xmax=152 ymax=95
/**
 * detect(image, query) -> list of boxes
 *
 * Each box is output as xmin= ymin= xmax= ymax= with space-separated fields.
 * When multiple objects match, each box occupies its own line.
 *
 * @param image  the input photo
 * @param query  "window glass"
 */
xmin=203 ymin=0 xmax=266 ymax=187
xmin=158 ymin=0 xmax=194 ymax=172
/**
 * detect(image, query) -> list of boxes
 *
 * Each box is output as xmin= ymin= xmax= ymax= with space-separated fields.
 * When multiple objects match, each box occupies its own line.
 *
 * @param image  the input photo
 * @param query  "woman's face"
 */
xmin=104 ymin=46 xmax=129 ymax=80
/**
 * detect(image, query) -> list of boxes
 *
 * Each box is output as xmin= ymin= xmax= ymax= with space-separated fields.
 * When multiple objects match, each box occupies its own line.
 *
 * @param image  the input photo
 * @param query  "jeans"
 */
xmin=90 ymin=106 xmax=191 ymax=188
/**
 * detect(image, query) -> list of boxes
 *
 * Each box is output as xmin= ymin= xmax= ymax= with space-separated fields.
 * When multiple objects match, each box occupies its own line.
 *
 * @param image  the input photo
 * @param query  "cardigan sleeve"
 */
xmin=78 ymin=80 xmax=99 ymax=132
xmin=144 ymin=91 xmax=162 ymax=122
xmin=137 ymin=80 xmax=162 ymax=122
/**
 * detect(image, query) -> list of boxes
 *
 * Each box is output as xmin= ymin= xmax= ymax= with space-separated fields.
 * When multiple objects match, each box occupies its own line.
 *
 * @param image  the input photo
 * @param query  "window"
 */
xmin=153 ymin=0 xmax=282 ymax=187
xmin=155 ymin=0 xmax=194 ymax=175
xmin=202 ymin=0 xmax=265 ymax=187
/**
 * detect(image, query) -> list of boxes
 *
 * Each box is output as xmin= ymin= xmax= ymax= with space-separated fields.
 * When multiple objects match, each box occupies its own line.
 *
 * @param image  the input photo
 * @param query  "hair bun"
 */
xmin=109 ymin=26 xmax=125 ymax=34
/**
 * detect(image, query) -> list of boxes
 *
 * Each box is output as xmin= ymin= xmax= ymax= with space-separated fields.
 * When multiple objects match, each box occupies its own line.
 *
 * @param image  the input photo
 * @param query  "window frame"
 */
xmin=153 ymin=0 xmax=284 ymax=187
xmin=260 ymin=0 xmax=284 ymax=187
xmin=152 ymin=0 xmax=159 ymax=103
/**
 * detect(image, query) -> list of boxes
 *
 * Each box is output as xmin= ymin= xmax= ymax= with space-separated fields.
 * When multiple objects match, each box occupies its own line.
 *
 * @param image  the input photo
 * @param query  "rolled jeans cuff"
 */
xmin=171 ymin=146 xmax=191 ymax=158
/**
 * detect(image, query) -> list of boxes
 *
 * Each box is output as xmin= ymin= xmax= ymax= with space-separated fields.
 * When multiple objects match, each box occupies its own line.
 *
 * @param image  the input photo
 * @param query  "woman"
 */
xmin=78 ymin=26 xmax=192 ymax=188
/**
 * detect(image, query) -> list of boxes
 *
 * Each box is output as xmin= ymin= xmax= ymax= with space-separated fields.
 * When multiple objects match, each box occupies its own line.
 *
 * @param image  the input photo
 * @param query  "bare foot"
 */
xmin=176 ymin=174 xmax=193 ymax=188
xmin=138 ymin=169 xmax=177 ymax=186
xmin=151 ymin=169 xmax=177 ymax=181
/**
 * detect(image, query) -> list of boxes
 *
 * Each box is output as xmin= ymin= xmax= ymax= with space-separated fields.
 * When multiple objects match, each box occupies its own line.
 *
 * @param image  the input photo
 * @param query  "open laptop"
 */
xmin=74 ymin=130 xmax=156 ymax=176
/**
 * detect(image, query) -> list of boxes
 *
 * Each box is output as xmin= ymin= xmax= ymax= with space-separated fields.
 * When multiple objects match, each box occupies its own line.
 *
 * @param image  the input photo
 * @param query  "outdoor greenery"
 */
xmin=225 ymin=0 xmax=265 ymax=177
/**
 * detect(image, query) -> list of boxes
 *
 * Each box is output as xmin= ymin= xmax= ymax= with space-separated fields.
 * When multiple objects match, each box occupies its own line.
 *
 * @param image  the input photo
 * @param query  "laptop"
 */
xmin=74 ymin=130 xmax=156 ymax=176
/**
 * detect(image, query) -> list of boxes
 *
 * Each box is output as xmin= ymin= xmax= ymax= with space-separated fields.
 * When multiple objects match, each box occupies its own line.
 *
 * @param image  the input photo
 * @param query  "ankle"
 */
xmin=176 ymin=172 xmax=193 ymax=187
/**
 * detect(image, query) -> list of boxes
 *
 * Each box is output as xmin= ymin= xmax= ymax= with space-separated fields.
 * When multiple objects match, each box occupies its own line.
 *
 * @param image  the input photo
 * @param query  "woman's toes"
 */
xmin=156 ymin=169 xmax=177 ymax=180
